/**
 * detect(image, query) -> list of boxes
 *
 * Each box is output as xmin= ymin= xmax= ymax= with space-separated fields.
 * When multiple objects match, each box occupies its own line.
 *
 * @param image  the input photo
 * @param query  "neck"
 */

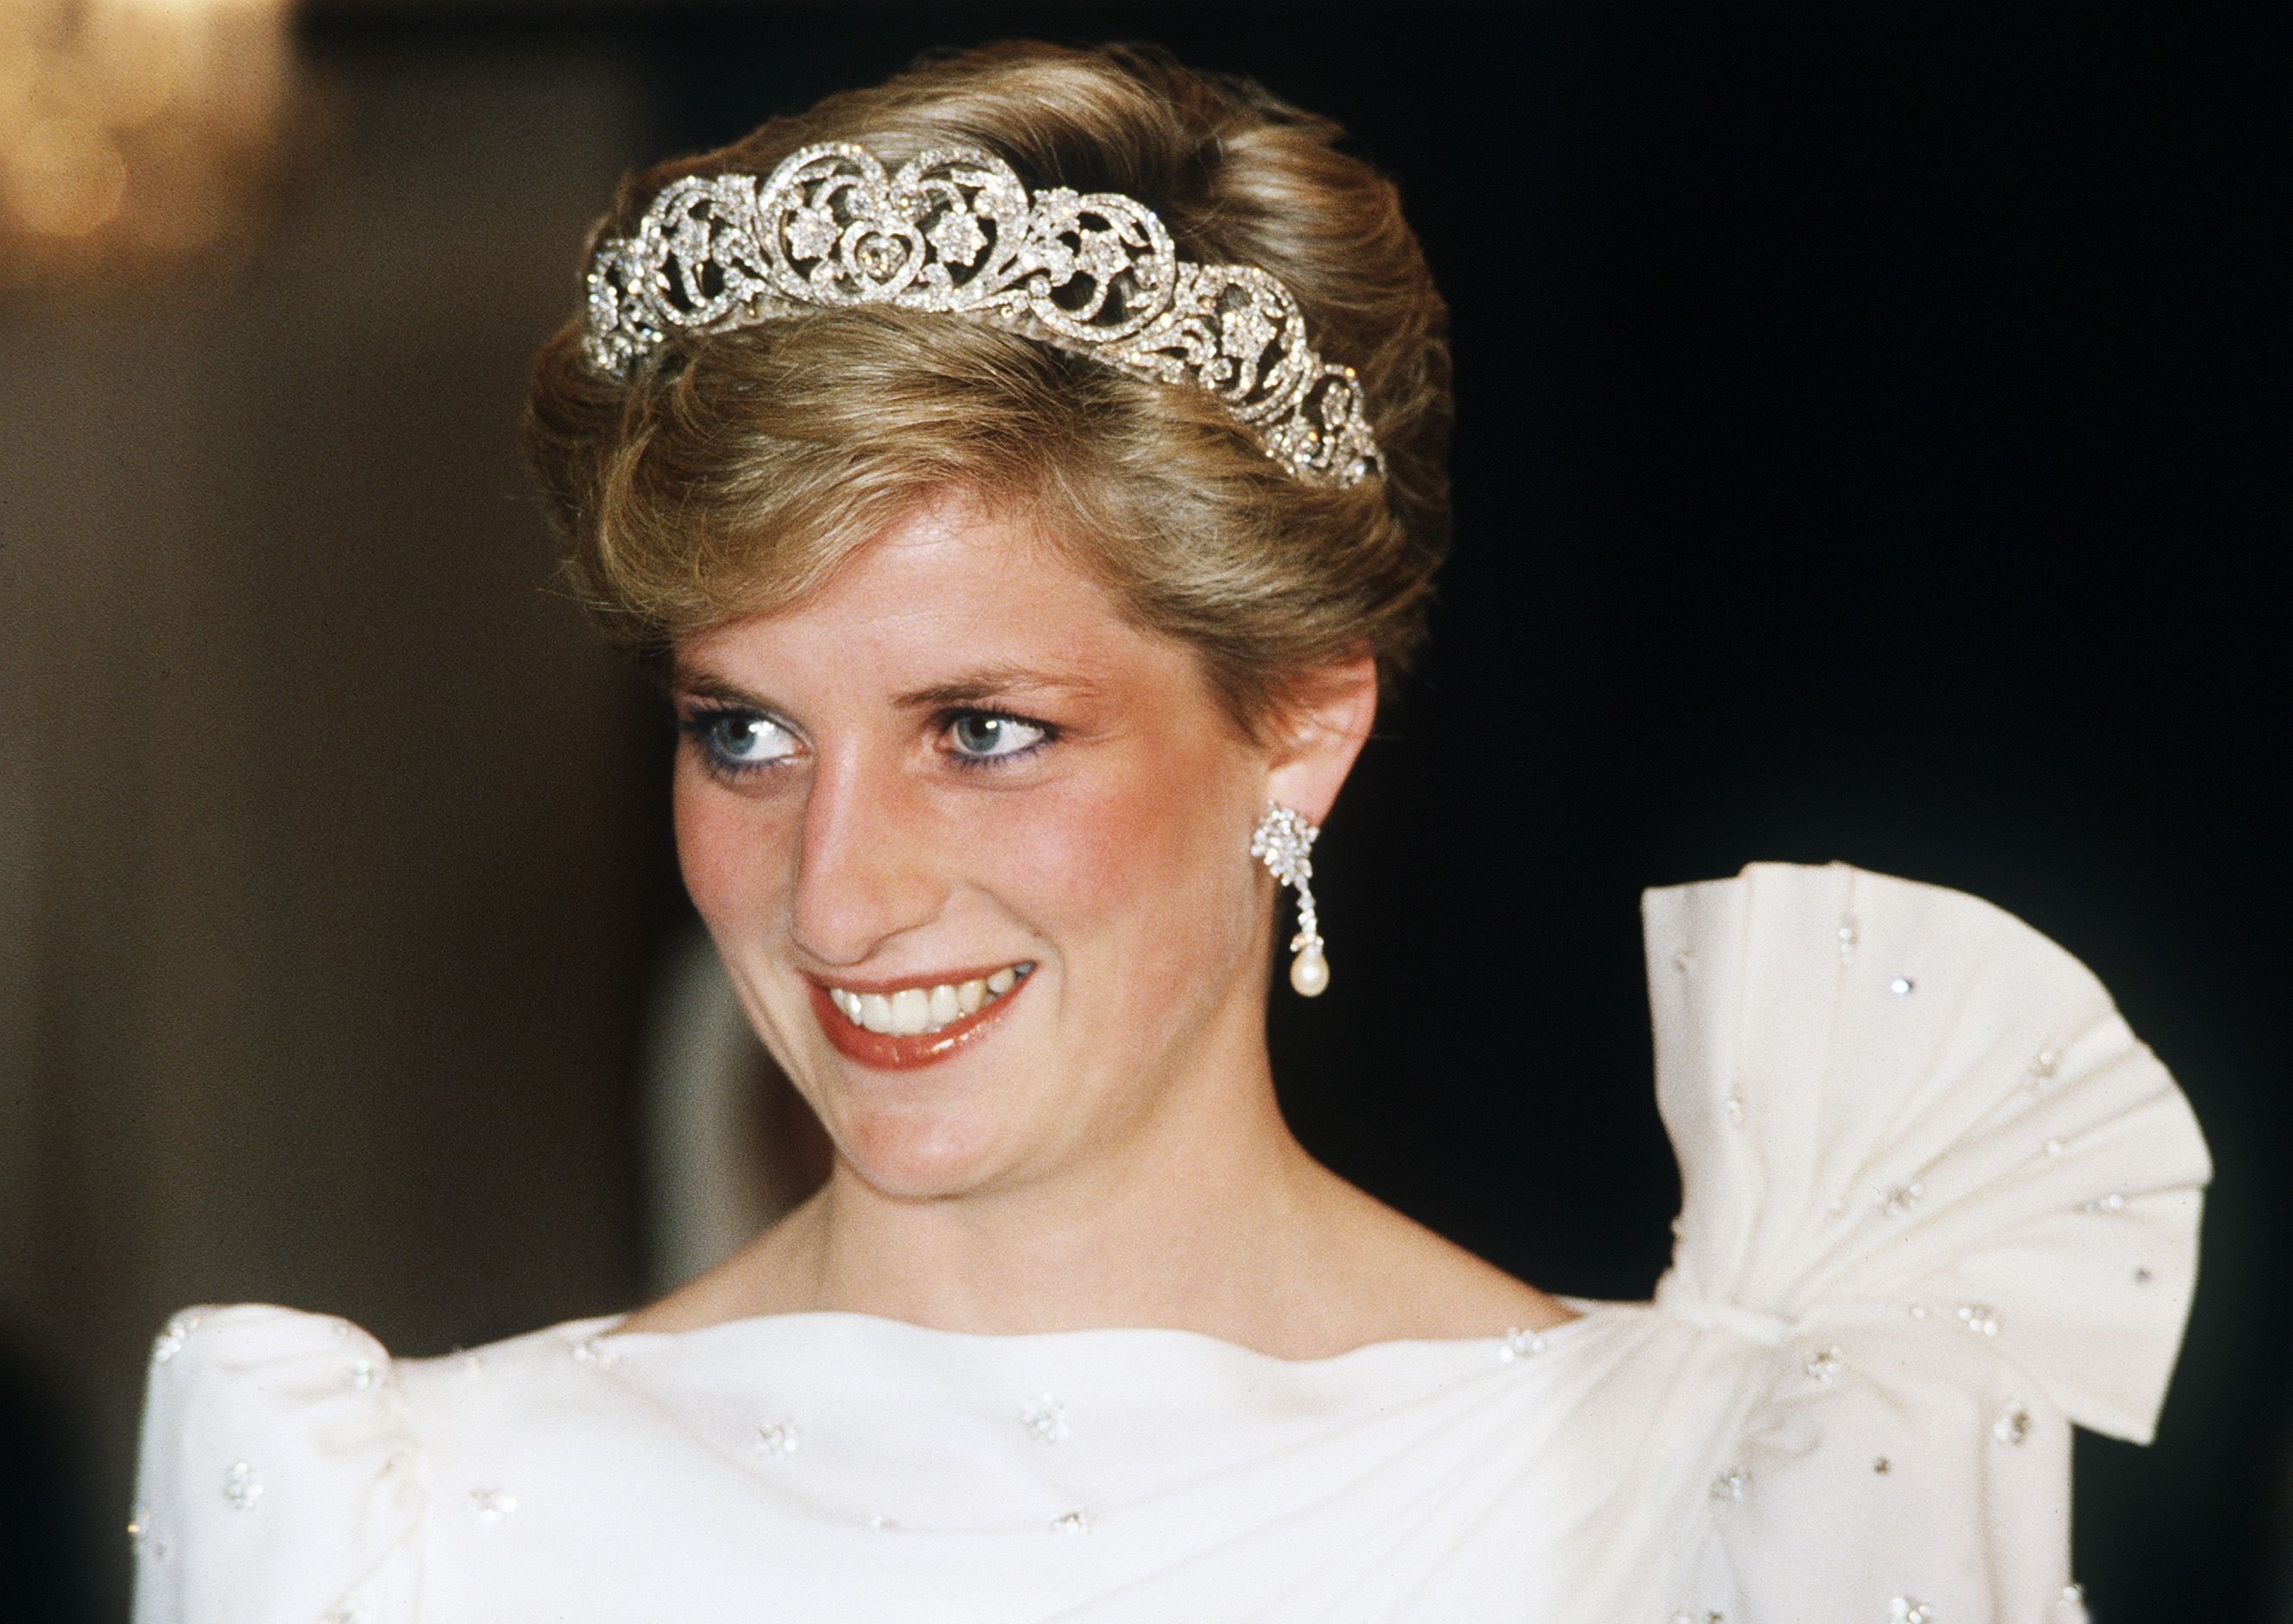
xmin=759 ymin=1004 xmax=1346 ymax=1349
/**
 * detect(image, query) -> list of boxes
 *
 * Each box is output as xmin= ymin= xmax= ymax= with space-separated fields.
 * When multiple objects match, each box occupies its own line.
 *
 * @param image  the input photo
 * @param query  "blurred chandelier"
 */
xmin=0 ymin=0 xmax=297 ymax=290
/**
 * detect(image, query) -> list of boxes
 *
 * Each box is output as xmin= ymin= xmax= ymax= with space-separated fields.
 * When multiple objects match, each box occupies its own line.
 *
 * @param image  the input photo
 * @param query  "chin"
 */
xmin=830 ymin=1102 xmax=1015 ymax=1200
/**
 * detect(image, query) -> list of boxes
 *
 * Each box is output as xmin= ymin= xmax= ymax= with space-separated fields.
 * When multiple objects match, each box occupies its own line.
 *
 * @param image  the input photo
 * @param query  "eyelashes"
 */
xmin=676 ymin=703 xmax=1059 ymax=781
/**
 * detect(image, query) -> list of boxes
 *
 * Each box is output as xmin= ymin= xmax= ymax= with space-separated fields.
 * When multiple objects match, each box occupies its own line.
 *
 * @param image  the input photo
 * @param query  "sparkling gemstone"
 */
xmin=1724 ymin=1095 xmax=1746 ymax=1126
xmin=1022 ymin=1396 xmax=1070 ymax=1446
xmin=1994 ymin=1402 xmax=2033 ymax=1446
xmin=2031 ymin=1047 xmax=2061 ymax=1081
xmin=222 ymin=1461 xmax=262 ymax=1512
xmin=757 ymin=1420 xmax=800 ymax=1456
xmin=2085 ymin=1192 xmax=2127 ymax=1214
xmin=1890 ymin=1601 xmax=1933 ymax=1624
xmin=1803 ymin=1346 xmax=1845 ymax=1384
xmin=151 ymin=1316 xmax=199 ymax=1365
xmin=2043 ymin=1139 xmax=2066 ymax=1159
xmin=870 ymin=1514 xmax=898 ymax=1531
xmin=571 ymin=1337 xmax=620 ymax=1370
xmin=1709 ymin=1465 xmax=1750 ymax=1502
xmin=349 ymin=1358 xmax=383 ymax=1390
xmin=1889 ymin=977 xmax=1915 ymax=996
xmin=1880 ymin=1182 xmax=1924 ymax=1216
xmin=1907 ymin=1303 xmax=1930 ymax=1321
xmin=1837 ymin=920 xmax=1859 ymax=962
xmin=127 ymin=1508 xmax=150 ymax=1544
xmin=1956 ymin=1302 xmax=2001 ymax=1337
xmin=1050 ymin=1510 xmax=1094 ymax=1536
xmin=468 ymin=1488 xmax=518 ymax=1525
xmin=1498 ymin=1327 xmax=1546 ymax=1362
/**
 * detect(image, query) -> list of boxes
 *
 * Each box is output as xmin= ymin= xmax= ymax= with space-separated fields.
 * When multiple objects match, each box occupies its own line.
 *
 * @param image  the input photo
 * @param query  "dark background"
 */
xmin=4 ymin=3 xmax=2283 ymax=1617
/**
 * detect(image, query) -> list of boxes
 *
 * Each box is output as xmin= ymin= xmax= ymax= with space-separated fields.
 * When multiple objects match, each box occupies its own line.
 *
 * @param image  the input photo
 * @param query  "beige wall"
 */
xmin=0 ymin=41 xmax=665 ymax=1611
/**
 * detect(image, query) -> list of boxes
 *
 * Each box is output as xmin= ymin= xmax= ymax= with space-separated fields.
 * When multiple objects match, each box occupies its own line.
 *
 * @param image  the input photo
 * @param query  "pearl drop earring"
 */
xmin=1250 ymin=803 xmax=1328 ymax=996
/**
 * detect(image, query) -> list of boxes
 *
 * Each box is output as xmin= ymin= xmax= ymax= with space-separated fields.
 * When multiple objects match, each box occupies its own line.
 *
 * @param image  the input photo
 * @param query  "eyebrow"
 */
xmin=890 ymin=665 xmax=1104 ymax=710
xmin=667 ymin=664 xmax=1103 ymax=711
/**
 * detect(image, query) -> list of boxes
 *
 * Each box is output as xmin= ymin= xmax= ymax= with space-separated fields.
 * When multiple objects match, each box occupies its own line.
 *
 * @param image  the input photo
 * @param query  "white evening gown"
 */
xmin=131 ymin=862 xmax=2211 ymax=1623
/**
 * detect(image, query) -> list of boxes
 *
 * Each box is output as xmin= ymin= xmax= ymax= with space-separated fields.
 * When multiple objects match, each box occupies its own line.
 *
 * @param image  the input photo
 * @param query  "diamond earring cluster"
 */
xmin=1251 ymin=803 xmax=1328 ymax=997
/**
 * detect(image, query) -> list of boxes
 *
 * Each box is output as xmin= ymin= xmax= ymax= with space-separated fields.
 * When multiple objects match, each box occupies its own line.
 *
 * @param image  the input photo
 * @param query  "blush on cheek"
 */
xmin=990 ymin=754 xmax=1258 ymax=1003
xmin=672 ymin=768 xmax=793 ymax=935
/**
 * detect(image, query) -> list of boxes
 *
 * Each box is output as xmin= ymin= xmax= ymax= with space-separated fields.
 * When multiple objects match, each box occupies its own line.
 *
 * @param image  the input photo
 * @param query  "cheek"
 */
xmin=672 ymin=767 xmax=794 ymax=932
xmin=985 ymin=755 xmax=1258 ymax=979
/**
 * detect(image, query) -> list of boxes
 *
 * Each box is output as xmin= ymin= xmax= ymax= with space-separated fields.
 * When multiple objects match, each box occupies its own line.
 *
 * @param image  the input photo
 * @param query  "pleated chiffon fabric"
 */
xmin=132 ymin=863 xmax=2209 ymax=1622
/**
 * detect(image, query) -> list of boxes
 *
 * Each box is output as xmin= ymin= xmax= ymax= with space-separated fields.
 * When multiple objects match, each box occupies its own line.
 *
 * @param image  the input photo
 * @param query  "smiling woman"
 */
xmin=127 ymin=39 xmax=2209 ymax=1624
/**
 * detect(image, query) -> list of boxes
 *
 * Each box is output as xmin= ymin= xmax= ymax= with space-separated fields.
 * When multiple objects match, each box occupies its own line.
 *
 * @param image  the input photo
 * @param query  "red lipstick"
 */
xmin=806 ymin=966 xmax=1031 ymax=1071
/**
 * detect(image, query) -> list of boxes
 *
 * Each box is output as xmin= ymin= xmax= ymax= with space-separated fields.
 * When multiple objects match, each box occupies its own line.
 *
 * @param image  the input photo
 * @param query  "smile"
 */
xmin=805 ymin=963 xmax=1034 ymax=1070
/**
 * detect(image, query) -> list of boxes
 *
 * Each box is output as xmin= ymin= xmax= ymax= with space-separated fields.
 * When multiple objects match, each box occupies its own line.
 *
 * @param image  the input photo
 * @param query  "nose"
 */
xmin=788 ymin=747 xmax=949 ymax=968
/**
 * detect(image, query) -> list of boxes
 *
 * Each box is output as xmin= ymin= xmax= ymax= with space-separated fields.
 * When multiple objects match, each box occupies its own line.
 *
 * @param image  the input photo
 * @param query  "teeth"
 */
xmin=827 ymin=965 xmax=1028 ymax=1038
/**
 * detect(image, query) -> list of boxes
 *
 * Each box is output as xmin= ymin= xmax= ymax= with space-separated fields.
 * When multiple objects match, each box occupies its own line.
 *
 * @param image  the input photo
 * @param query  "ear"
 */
xmin=1263 ymin=654 xmax=1380 ymax=825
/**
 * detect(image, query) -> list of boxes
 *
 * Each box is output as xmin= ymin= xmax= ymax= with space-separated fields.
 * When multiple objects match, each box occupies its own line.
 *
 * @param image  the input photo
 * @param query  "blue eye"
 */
xmin=685 ymin=709 xmax=798 ymax=772
xmin=946 ymin=712 xmax=1048 ymax=762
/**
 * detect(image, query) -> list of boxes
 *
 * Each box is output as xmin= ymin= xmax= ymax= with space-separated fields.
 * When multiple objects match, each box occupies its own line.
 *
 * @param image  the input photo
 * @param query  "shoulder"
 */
xmin=128 ymin=1303 xmax=616 ymax=1624
xmin=1633 ymin=861 xmax=2209 ymax=1618
xmin=132 ymin=1304 xmax=422 ymax=1621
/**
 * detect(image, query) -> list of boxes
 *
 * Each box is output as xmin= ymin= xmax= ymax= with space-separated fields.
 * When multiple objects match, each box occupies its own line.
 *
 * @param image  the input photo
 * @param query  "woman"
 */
xmin=132 ymin=41 xmax=2209 ymax=1621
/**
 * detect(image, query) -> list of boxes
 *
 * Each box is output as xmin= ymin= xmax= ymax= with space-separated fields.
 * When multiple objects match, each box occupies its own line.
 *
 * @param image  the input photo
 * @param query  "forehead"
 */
xmin=676 ymin=498 xmax=1194 ymax=697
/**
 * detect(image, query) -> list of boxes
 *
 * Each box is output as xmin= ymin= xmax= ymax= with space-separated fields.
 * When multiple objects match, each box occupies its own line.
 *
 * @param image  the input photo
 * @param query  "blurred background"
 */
xmin=1 ymin=1 xmax=2282 ymax=1617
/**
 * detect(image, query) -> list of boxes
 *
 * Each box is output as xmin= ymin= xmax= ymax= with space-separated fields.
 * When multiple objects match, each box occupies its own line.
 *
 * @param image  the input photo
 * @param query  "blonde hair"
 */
xmin=524 ymin=41 xmax=1452 ymax=730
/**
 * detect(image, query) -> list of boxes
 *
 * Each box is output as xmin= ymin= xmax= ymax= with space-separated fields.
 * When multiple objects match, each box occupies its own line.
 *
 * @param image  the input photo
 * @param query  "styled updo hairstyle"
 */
xmin=526 ymin=41 xmax=1452 ymax=733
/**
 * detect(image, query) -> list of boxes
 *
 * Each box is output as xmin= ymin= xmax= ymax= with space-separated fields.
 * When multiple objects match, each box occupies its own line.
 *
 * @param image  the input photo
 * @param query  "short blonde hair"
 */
xmin=524 ymin=41 xmax=1452 ymax=730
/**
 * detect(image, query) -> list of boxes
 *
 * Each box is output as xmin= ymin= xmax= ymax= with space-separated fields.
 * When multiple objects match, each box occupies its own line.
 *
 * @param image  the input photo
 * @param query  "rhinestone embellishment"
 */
xmin=1837 ymin=918 xmax=1859 ymax=962
xmin=1499 ymin=1327 xmax=1546 ymax=1362
xmin=1890 ymin=1601 xmax=1934 ymax=1624
xmin=1880 ymin=1182 xmax=1925 ymax=1216
xmin=1994 ymin=1401 xmax=2033 ymax=1446
xmin=469 ymin=1488 xmax=518 ymax=1524
xmin=151 ymin=1315 xmax=200 ymax=1365
xmin=571 ymin=1336 xmax=620 ymax=1369
xmin=1888 ymin=977 xmax=1916 ymax=996
xmin=349 ymin=1358 xmax=384 ymax=1390
xmin=1021 ymin=1396 xmax=1070 ymax=1446
xmin=1709 ymin=1465 xmax=1750 ymax=1502
xmin=222 ymin=1461 xmax=262 ymax=1512
xmin=1724 ymin=1094 xmax=1746 ymax=1126
xmin=1050 ymin=1510 xmax=1094 ymax=1536
xmin=757 ymin=1420 xmax=800 ymax=1456
xmin=1956 ymin=1303 xmax=2001 ymax=1338
xmin=1803 ymin=1346 xmax=1845 ymax=1384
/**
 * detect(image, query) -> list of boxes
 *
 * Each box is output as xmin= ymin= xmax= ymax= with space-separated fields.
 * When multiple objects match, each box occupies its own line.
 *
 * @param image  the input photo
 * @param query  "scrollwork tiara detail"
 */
xmin=581 ymin=142 xmax=1384 ymax=487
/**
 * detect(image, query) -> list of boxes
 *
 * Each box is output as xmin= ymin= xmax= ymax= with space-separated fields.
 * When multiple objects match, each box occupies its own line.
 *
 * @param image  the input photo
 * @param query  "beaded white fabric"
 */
xmin=131 ymin=864 xmax=2208 ymax=1622
xmin=581 ymin=142 xmax=1384 ymax=486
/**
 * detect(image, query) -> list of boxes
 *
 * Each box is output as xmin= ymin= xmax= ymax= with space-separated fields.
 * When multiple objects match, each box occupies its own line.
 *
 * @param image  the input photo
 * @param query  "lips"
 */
xmin=805 ymin=963 xmax=1033 ymax=1070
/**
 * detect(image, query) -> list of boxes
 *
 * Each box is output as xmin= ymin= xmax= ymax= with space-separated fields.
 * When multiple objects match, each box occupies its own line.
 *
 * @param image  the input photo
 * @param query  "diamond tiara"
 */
xmin=581 ymin=141 xmax=1384 ymax=487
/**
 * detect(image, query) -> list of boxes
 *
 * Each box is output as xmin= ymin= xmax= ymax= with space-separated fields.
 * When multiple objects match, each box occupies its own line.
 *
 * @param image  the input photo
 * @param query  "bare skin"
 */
xmin=618 ymin=495 xmax=1571 ymax=1359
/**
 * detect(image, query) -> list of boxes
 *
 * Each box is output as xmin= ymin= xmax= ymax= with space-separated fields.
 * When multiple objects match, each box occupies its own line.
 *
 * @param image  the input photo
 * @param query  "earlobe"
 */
xmin=1264 ymin=655 xmax=1379 ymax=826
